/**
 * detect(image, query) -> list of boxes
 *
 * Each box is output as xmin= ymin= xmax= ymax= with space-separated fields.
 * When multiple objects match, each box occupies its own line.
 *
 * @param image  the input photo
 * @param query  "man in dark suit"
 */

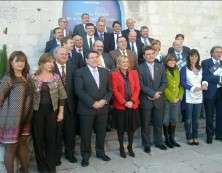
xmin=53 ymin=46 xmax=78 ymax=165
xmin=49 ymin=17 xmax=72 ymax=40
xmin=201 ymin=46 xmax=222 ymax=144
xmin=73 ymin=35 xmax=87 ymax=63
xmin=45 ymin=27 xmax=64 ymax=53
xmin=95 ymin=20 xmax=111 ymax=53
xmin=122 ymin=18 xmax=140 ymax=40
xmin=97 ymin=16 xmax=113 ymax=33
xmin=126 ymin=31 xmax=144 ymax=64
xmin=172 ymin=40 xmax=188 ymax=71
xmin=109 ymin=36 xmax=138 ymax=70
xmin=137 ymin=46 xmax=168 ymax=153
xmin=109 ymin=21 xmax=125 ymax=51
xmin=61 ymin=37 xmax=85 ymax=68
xmin=168 ymin=34 xmax=190 ymax=55
xmin=72 ymin=13 xmax=90 ymax=37
xmin=74 ymin=50 xmax=112 ymax=167
xmin=139 ymin=26 xmax=154 ymax=46
xmin=82 ymin=23 xmax=100 ymax=52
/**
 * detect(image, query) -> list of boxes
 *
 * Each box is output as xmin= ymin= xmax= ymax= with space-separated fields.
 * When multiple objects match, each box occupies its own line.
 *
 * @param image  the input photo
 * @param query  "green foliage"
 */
xmin=0 ymin=44 xmax=8 ymax=79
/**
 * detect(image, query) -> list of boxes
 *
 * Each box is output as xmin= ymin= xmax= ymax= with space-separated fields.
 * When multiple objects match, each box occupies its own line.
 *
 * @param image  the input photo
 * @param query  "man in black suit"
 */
xmin=109 ymin=21 xmax=124 ymax=51
xmin=126 ymin=31 xmax=144 ymax=64
xmin=122 ymin=18 xmax=140 ymax=39
xmin=73 ymin=13 xmax=90 ymax=37
xmin=168 ymin=34 xmax=190 ymax=55
xmin=97 ymin=16 xmax=113 ymax=33
xmin=73 ymin=35 xmax=87 ymax=63
xmin=82 ymin=23 xmax=100 ymax=52
xmin=137 ymin=46 xmax=168 ymax=153
xmin=49 ymin=17 xmax=72 ymax=40
xmin=74 ymin=50 xmax=112 ymax=167
xmin=95 ymin=20 xmax=111 ymax=53
xmin=61 ymin=37 xmax=85 ymax=68
xmin=45 ymin=27 xmax=64 ymax=53
xmin=53 ymin=46 xmax=78 ymax=165
xmin=139 ymin=26 xmax=154 ymax=46
xmin=202 ymin=46 xmax=222 ymax=144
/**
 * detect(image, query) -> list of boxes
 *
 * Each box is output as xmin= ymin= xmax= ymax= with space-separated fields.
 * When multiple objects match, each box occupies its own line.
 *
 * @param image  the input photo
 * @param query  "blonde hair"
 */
xmin=116 ymin=55 xmax=131 ymax=71
xmin=36 ymin=53 xmax=55 ymax=75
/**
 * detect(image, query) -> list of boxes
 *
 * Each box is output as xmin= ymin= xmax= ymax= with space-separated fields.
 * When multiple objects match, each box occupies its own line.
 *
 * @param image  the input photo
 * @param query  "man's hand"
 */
xmin=153 ymin=92 xmax=162 ymax=99
xmin=93 ymin=101 xmax=102 ymax=109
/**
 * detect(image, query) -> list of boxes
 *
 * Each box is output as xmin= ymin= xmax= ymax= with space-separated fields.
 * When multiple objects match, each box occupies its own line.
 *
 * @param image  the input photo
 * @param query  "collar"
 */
xmin=87 ymin=65 xmax=98 ymax=72
xmin=56 ymin=62 xmax=66 ymax=68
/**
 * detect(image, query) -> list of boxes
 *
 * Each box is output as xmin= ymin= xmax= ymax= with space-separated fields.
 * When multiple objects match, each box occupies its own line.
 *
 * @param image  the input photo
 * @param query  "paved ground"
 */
xmin=26 ymin=119 xmax=222 ymax=173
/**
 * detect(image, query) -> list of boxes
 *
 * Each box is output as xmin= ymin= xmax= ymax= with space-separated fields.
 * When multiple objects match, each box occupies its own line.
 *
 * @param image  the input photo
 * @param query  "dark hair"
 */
xmin=140 ymin=26 xmax=149 ymax=32
xmin=117 ymin=36 xmax=126 ymax=43
xmin=36 ymin=53 xmax=55 ymax=75
xmin=210 ymin=46 xmax=222 ymax=56
xmin=85 ymin=50 xmax=98 ymax=59
xmin=112 ymin=21 xmax=121 ymax=28
xmin=164 ymin=53 xmax=177 ymax=70
xmin=175 ymin=34 xmax=184 ymax=40
xmin=142 ymin=45 xmax=155 ymax=55
xmin=58 ymin=17 xmax=67 ymax=25
xmin=61 ymin=36 xmax=73 ymax=46
xmin=53 ymin=27 xmax=62 ymax=34
xmin=187 ymin=49 xmax=201 ymax=70
xmin=81 ymin=13 xmax=89 ymax=19
xmin=85 ymin=23 xmax=95 ymax=29
xmin=8 ymin=51 xmax=30 ymax=79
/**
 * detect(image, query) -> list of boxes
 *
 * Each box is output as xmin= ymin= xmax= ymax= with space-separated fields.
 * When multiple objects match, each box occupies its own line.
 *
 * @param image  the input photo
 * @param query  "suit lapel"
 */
xmin=143 ymin=63 xmax=153 ymax=80
xmin=86 ymin=66 xmax=99 ymax=89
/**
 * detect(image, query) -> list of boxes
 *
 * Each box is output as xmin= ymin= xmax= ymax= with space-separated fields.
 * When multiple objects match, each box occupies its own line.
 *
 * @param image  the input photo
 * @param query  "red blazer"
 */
xmin=111 ymin=70 xmax=140 ymax=110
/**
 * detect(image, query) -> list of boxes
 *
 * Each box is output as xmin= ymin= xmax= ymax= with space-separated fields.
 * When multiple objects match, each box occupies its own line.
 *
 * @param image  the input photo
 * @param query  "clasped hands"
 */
xmin=93 ymin=99 xmax=107 ymax=109
xmin=147 ymin=92 xmax=162 ymax=101
xmin=125 ymin=101 xmax=134 ymax=109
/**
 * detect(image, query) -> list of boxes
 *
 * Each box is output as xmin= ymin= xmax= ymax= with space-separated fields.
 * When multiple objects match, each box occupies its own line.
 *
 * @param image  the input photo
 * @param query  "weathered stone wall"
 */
xmin=1 ymin=1 xmax=222 ymax=71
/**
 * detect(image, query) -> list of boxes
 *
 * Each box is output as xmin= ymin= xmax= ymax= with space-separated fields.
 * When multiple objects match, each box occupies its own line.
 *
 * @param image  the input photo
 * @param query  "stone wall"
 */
xmin=1 ymin=1 xmax=222 ymax=71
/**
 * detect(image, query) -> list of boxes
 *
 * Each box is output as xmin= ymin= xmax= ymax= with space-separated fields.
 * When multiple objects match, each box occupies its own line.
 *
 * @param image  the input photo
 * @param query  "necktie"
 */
xmin=131 ymin=42 xmax=135 ymax=51
xmin=78 ymin=48 xmax=84 ymax=61
xmin=144 ymin=38 xmax=148 ymax=46
xmin=177 ymin=54 xmax=181 ymax=60
xmin=61 ymin=65 xmax=66 ymax=85
xmin=68 ymin=53 xmax=72 ymax=61
xmin=92 ymin=69 xmax=99 ymax=88
xmin=98 ymin=55 xmax=103 ymax=66
xmin=116 ymin=33 xmax=119 ymax=43
xmin=89 ymin=38 xmax=93 ymax=50
xmin=149 ymin=64 xmax=154 ymax=80
xmin=100 ymin=33 xmax=104 ymax=41
xmin=216 ymin=61 xmax=220 ymax=66
xmin=122 ymin=51 xmax=126 ymax=56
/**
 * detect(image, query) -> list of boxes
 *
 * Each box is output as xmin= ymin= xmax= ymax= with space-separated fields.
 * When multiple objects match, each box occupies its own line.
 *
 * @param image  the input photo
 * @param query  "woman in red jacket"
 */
xmin=111 ymin=55 xmax=140 ymax=158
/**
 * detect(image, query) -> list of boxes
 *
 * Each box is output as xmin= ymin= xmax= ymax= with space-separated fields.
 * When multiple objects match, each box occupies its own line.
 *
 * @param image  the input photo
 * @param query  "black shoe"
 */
xmin=127 ymin=145 xmax=135 ymax=157
xmin=165 ymin=138 xmax=174 ymax=148
xmin=206 ymin=136 xmax=213 ymax=144
xmin=144 ymin=147 xmax=151 ymax=153
xmin=81 ymin=159 xmax=89 ymax=167
xmin=155 ymin=144 xmax=167 ymax=150
xmin=170 ymin=137 xmax=181 ymax=147
xmin=96 ymin=154 xmax=111 ymax=161
xmin=56 ymin=159 xmax=61 ymax=166
xmin=65 ymin=155 xmax=77 ymax=163
xmin=215 ymin=137 xmax=222 ymax=141
xmin=106 ymin=127 xmax=112 ymax=132
xmin=120 ymin=147 xmax=126 ymax=158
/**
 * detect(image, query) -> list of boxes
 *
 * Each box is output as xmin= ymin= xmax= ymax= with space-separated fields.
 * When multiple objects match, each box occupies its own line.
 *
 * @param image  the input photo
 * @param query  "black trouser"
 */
xmin=32 ymin=104 xmax=57 ymax=172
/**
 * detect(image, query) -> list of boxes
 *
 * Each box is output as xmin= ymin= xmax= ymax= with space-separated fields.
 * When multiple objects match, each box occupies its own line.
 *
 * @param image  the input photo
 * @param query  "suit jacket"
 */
xmin=137 ymin=62 xmax=168 ymax=109
xmin=49 ymin=29 xmax=72 ymax=41
xmin=68 ymin=50 xmax=85 ymax=69
xmin=127 ymin=40 xmax=144 ymax=64
xmin=173 ymin=52 xmax=188 ymax=70
xmin=73 ymin=47 xmax=87 ymax=63
xmin=164 ymin=68 xmax=184 ymax=103
xmin=82 ymin=35 xmax=101 ymax=52
xmin=100 ymin=52 xmax=116 ymax=71
xmin=72 ymin=24 xmax=86 ymax=37
xmin=74 ymin=66 xmax=112 ymax=115
xmin=122 ymin=29 xmax=140 ymax=39
xmin=44 ymin=38 xmax=58 ymax=53
xmin=111 ymin=70 xmax=140 ymax=110
xmin=201 ymin=58 xmax=222 ymax=99
xmin=138 ymin=37 xmax=155 ymax=46
xmin=95 ymin=32 xmax=111 ymax=53
xmin=54 ymin=62 xmax=77 ymax=113
xmin=109 ymin=32 xmax=126 ymax=51
xmin=109 ymin=49 xmax=138 ymax=70
xmin=168 ymin=46 xmax=190 ymax=55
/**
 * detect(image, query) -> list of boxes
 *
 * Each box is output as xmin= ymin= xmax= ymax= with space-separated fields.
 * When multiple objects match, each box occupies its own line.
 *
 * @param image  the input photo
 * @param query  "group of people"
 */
xmin=0 ymin=13 xmax=222 ymax=173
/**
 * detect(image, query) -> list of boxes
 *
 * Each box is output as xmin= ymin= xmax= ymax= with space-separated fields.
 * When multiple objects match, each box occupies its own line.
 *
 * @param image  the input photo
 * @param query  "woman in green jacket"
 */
xmin=163 ymin=54 xmax=184 ymax=148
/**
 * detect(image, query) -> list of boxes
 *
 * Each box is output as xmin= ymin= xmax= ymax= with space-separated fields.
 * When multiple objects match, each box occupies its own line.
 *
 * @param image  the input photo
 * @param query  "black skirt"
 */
xmin=111 ymin=108 xmax=140 ymax=132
